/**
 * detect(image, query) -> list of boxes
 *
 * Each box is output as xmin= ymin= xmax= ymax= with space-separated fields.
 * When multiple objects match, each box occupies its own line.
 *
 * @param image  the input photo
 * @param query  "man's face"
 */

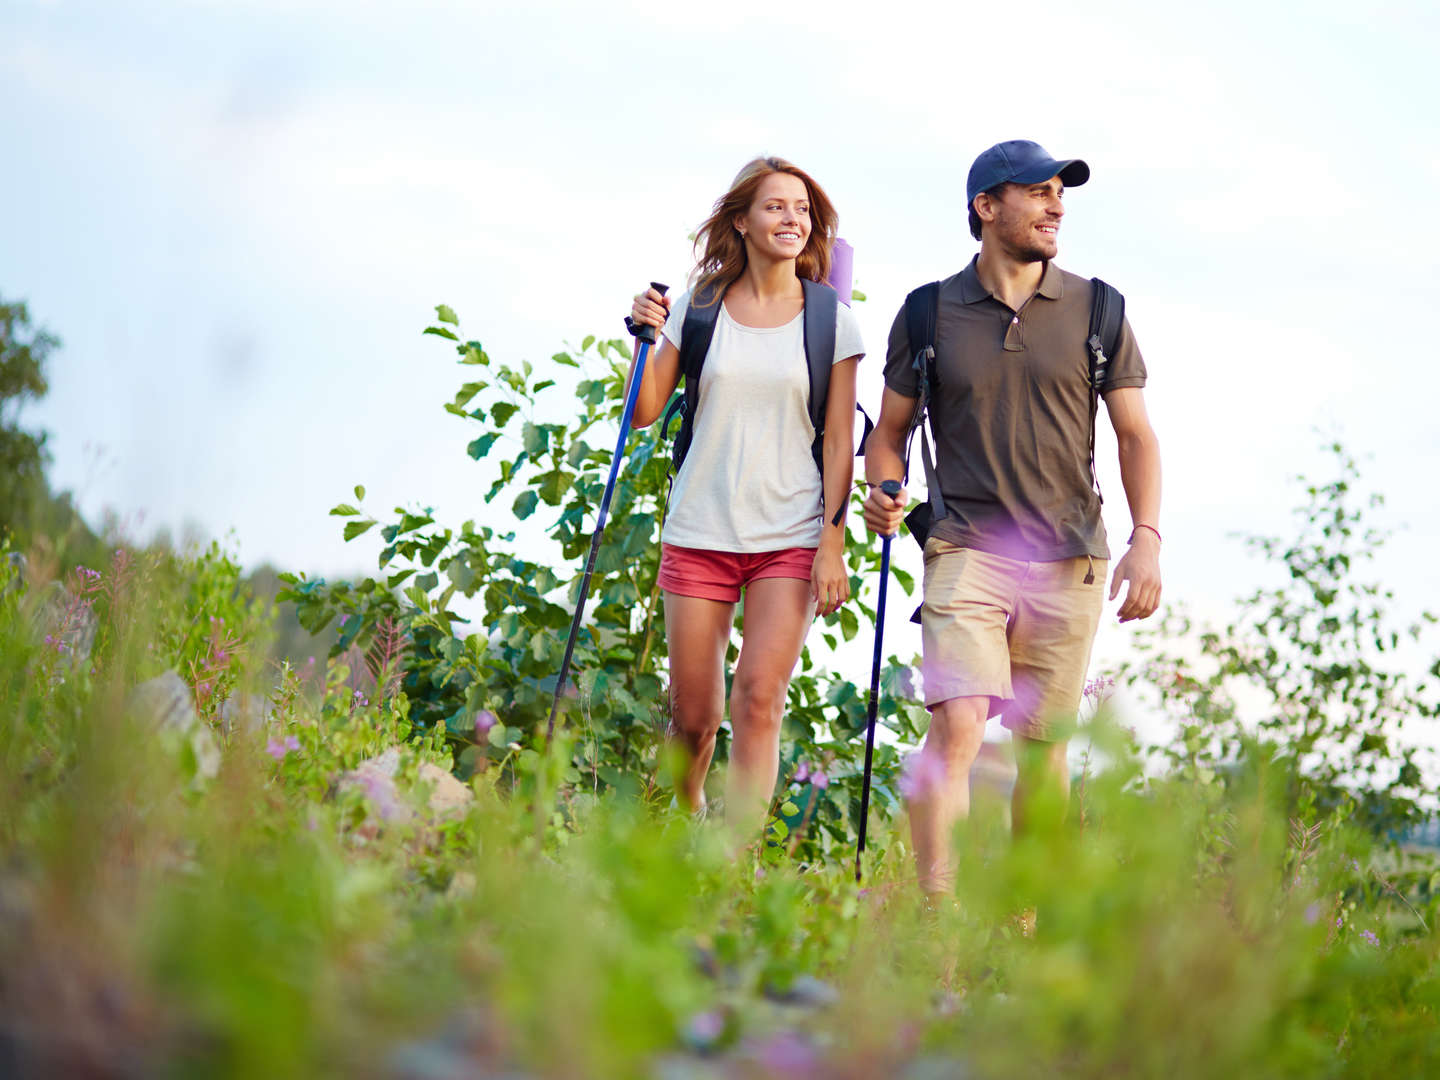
xmin=978 ymin=176 xmax=1065 ymax=262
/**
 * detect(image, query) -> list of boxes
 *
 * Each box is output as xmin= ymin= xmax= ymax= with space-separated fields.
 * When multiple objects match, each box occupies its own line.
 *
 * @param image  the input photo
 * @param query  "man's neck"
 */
xmin=975 ymin=244 xmax=1046 ymax=313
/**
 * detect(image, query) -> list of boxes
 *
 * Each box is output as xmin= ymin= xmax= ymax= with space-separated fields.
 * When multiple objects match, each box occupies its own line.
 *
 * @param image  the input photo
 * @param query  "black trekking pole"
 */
xmin=546 ymin=284 xmax=668 ymax=744
xmin=855 ymin=479 xmax=903 ymax=883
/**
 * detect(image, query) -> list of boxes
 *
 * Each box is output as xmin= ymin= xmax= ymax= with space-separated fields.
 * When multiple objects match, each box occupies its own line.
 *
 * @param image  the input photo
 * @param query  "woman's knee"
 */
xmin=729 ymin=670 xmax=789 ymax=729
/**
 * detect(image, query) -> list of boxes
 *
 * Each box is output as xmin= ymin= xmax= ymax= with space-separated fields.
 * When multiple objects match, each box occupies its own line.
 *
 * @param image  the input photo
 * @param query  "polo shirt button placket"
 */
xmin=1004 ymin=313 xmax=1024 ymax=352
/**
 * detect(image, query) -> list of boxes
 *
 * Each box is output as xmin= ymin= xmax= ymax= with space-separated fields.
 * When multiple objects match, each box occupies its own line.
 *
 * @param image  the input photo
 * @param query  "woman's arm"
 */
xmin=624 ymin=286 xmax=683 ymax=429
xmin=812 ymin=355 xmax=860 ymax=615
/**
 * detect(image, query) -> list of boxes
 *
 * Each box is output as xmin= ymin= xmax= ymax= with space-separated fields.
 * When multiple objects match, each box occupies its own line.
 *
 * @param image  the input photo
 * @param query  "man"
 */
xmin=862 ymin=139 xmax=1162 ymax=901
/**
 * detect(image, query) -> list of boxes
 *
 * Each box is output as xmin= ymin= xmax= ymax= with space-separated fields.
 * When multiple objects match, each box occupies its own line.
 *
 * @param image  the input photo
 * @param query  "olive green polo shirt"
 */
xmin=883 ymin=256 xmax=1147 ymax=562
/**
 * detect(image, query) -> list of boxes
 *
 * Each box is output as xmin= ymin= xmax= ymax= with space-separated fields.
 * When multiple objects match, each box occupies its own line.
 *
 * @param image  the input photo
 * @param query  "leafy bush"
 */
xmin=1120 ymin=442 xmax=1437 ymax=837
xmin=280 ymin=307 xmax=929 ymax=859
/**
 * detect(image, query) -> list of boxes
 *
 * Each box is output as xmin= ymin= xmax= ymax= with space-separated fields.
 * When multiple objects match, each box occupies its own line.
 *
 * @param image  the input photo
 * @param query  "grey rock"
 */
xmin=763 ymin=974 xmax=839 ymax=1009
xmin=126 ymin=670 xmax=221 ymax=781
xmin=218 ymin=692 xmax=271 ymax=738
xmin=339 ymin=747 xmax=474 ymax=824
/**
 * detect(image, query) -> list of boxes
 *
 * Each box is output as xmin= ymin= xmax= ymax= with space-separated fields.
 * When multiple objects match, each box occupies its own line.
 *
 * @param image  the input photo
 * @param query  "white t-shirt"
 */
xmin=660 ymin=289 xmax=865 ymax=552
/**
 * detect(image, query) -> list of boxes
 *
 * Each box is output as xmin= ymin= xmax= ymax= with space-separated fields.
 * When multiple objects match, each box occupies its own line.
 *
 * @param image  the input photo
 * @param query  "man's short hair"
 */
xmin=968 ymin=183 xmax=1010 ymax=241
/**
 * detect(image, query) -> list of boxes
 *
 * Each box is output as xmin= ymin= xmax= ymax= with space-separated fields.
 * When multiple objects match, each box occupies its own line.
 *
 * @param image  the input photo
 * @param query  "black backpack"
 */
xmin=900 ymin=276 xmax=1126 ymax=548
xmin=661 ymin=278 xmax=870 ymax=525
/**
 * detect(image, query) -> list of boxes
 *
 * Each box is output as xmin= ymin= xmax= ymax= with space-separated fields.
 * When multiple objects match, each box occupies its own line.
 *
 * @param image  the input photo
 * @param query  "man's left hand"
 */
xmin=1109 ymin=531 xmax=1162 ymax=622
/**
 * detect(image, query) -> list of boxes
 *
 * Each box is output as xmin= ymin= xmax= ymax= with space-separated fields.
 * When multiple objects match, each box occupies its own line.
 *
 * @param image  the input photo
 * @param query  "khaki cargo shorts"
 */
xmin=919 ymin=538 xmax=1105 ymax=742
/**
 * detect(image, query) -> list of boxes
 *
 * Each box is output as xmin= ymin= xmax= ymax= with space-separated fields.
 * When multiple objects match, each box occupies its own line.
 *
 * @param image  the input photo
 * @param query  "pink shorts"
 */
xmin=657 ymin=544 xmax=817 ymax=603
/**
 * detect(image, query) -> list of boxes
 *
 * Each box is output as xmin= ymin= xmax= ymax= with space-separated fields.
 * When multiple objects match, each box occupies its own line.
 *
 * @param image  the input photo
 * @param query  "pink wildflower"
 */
xmin=474 ymin=710 xmax=497 ymax=739
xmin=810 ymin=769 xmax=829 ymax=790
xmin=793 ymin=760 xmax=810 ymax=784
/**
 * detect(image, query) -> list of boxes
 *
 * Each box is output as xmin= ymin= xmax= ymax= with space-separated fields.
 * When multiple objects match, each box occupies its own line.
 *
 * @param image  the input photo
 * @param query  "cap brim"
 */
xmin=1011 ymin=157 xmax=1090 ymax=188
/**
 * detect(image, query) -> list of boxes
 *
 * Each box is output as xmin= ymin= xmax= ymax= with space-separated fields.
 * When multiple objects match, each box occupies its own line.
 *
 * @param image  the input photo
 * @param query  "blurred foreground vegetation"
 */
xmin=2 ymin=301 xmax=1438 ymax=1077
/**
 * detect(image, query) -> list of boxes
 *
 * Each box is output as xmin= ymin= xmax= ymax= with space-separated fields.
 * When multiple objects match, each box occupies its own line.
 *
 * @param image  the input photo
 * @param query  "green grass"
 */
xmin=1 ymin=547 xmax=1438 ymax=1080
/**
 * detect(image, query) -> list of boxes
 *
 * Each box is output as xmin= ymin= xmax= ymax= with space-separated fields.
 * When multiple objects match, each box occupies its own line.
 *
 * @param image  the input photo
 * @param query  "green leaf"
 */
xmin=343 ymin=520 xmax=376 ymax=541
xmin=533 ymin=379 xmax=555 ymax=393
xmin=513 ymin=490 xmax=539 ymax=520
xmin=415 ymin=570 xmax=439 ymax=593
xmin=892 ymin=566 xmax=914 ymax=593
xmin=552 ymin=351 xmax=578 ymax=367
xmin=353 ymin=485 xmax=366 ymax=501
xmin=424 ymin=326 xmax=460 ymax=341
xmin=582 ymin=334 xmax=596 ymax=351
xmin=839 ymin=606 xmax=859 ymax=642
xmin=329 ymin=503 xmax=361 ymax=517
xmin=468 ymin=433 xmax=501 ymax=460
xmin=850 ymin=289 xmax=867 ymax=302
xmin=462 ymin=345 xmax=486 ymax=365
xmin=491 ymin=401 xmax=519 ymax=428
xmin=538 ymin=469 xmax=569 ymax=506
xmin=522 ymin=422 xmax=550 ymax=455
xmin=436 ymin=304 xmax=459 ymax=325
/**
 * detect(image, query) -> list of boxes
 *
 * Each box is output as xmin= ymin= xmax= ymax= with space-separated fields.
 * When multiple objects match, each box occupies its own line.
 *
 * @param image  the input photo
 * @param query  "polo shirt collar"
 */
xmin=957 ymin=255 xmax=1065 ymax=304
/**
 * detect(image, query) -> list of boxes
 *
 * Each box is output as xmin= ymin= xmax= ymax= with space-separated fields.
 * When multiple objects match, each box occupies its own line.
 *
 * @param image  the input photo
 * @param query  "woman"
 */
xmin=624 ymin=156 xmax=864 ymax=837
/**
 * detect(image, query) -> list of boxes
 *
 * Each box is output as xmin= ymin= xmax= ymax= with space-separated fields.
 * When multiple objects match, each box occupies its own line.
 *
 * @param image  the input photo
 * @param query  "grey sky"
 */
xmin=4 ymin=0 xmax=1438 ymax=709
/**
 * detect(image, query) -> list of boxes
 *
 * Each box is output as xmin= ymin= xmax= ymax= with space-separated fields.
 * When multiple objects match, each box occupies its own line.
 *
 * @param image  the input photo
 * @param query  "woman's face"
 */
xmin=735 ymin=172 xmax=811 ymax=262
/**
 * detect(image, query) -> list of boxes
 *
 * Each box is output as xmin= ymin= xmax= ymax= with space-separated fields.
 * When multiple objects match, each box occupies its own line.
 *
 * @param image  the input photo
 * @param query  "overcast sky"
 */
xmin=4 ymin=0 xmax=1439 ymax=720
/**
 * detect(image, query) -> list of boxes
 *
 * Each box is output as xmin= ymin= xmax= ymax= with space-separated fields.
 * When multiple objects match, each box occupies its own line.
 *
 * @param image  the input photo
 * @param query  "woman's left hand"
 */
xmin=810 ymin=546 xmax=850 ymax=617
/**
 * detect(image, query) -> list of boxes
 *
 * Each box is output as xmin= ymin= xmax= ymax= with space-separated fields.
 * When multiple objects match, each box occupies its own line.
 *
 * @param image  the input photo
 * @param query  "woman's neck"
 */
xmin=731 ymin=255 xmax=801 ymax=301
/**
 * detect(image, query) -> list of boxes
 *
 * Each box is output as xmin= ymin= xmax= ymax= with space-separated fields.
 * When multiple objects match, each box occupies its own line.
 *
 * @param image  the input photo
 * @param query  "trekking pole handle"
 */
xmin=627 ymin=282 xmax=670 ymax=346
xmin=880 ymin=480 xmax=902 ymax=498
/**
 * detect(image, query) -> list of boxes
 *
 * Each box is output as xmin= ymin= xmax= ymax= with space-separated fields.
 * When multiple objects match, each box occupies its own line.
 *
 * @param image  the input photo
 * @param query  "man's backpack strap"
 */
xmin=902 ymin=281 xmax=945 ymax=531
xmin=1085 ymin=278 xmax=1126 ymax=504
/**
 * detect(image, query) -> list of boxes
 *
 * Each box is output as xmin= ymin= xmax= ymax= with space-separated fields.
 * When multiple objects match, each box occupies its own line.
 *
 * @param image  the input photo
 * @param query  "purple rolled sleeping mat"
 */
xmin=827 ymin=237 xmax=854 ymax=306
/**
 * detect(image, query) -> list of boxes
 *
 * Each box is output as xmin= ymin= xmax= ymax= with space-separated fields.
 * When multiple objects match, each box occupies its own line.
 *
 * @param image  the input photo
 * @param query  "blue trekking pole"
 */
xmin=855 ymin=479 xmax=903 ymax=882
xmin=546 ymin=283 xmax=668 ymax=744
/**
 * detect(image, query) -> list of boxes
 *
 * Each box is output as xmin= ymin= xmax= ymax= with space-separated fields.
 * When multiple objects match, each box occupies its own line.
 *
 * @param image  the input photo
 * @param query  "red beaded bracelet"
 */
xmin=1128 ymin=524 xmax=1162 ymax=545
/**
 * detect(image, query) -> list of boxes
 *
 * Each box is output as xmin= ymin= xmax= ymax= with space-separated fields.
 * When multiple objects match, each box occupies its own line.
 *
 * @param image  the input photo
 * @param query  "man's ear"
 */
xmin=973 ymin=192 xmax=996 ymax=227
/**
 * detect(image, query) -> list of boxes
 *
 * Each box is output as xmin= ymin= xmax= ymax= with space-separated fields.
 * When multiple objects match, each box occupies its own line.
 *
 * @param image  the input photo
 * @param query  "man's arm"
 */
xmin=1104 ymin=386 xmax=1162 ymax=622
xmin=862 ymin=386 xmax=918 ymax=535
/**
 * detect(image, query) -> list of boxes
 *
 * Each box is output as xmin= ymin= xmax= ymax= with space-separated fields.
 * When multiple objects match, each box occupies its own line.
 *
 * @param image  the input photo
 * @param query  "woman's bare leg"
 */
xmin=726 ymin=577 xmax=813 ymax=839
xmin=662 ymin=591 xmax=734 ymax=811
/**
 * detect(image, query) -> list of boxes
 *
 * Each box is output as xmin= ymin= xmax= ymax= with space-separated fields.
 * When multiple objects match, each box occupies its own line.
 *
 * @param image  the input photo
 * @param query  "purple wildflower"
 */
xmin=1304 ymin=902 xmax=1321 ymax=925
xmin=898 ymin=746 xmax=947 ymax=802
xmin=810 ymin=768 xmax=829 ymax=790
xmin=686 ymin=1010 xmax=725 ymax=1044
xmin=266 ymin=735 xmax=301 ymax=761
xmin=1361 ymin=930 xmax=1379 ymax=947
xmin=474 ymin=710 xmax=497 ymax=739
xmin=794 ymin=760 xmax=810 ymax=784
xmin=754 ymin=1031 xmax=817 ymax=1074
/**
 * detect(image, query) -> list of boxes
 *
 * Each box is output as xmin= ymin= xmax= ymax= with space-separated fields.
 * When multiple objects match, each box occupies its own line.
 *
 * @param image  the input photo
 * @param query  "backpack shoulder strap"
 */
xmin=801 ymin=278 xmax=839 ymax=473
xmin=1085 ymin=277 xmax=1126 ymax=504
xmin=663 ymin=283 xmax=723 ymax=470
xmin=901 ymin=281 xmax=946 ymax=524
xmin=1087 ymin=277 xmax=1125 ymax=396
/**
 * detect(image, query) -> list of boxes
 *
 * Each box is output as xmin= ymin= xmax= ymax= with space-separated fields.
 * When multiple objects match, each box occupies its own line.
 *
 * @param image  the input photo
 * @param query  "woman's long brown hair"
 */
xmin=691 ymin=156 xmax=837 ymax=306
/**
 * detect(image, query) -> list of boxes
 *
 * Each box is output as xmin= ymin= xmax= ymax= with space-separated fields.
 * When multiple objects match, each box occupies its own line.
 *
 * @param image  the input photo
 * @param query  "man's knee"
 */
xmin=926 ymin=696 xmax=988 ymax=768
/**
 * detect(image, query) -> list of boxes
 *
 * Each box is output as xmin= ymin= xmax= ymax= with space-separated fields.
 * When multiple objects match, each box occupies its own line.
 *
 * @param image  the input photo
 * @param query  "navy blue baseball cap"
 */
xmin=966 ymin=140 xmax=1090 ymax=207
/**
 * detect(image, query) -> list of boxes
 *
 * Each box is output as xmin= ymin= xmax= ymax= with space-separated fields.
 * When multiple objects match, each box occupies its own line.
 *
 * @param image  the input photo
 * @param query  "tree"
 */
xmin=0 ymin=297 xmax=59 ymax=535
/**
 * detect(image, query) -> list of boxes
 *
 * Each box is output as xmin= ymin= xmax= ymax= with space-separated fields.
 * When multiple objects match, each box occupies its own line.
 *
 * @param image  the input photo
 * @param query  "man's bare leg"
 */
xmin=908 ymin=695 xmax=988 ymax=898
xmin=1011 ymin=734 xmax=1070 ymax=839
